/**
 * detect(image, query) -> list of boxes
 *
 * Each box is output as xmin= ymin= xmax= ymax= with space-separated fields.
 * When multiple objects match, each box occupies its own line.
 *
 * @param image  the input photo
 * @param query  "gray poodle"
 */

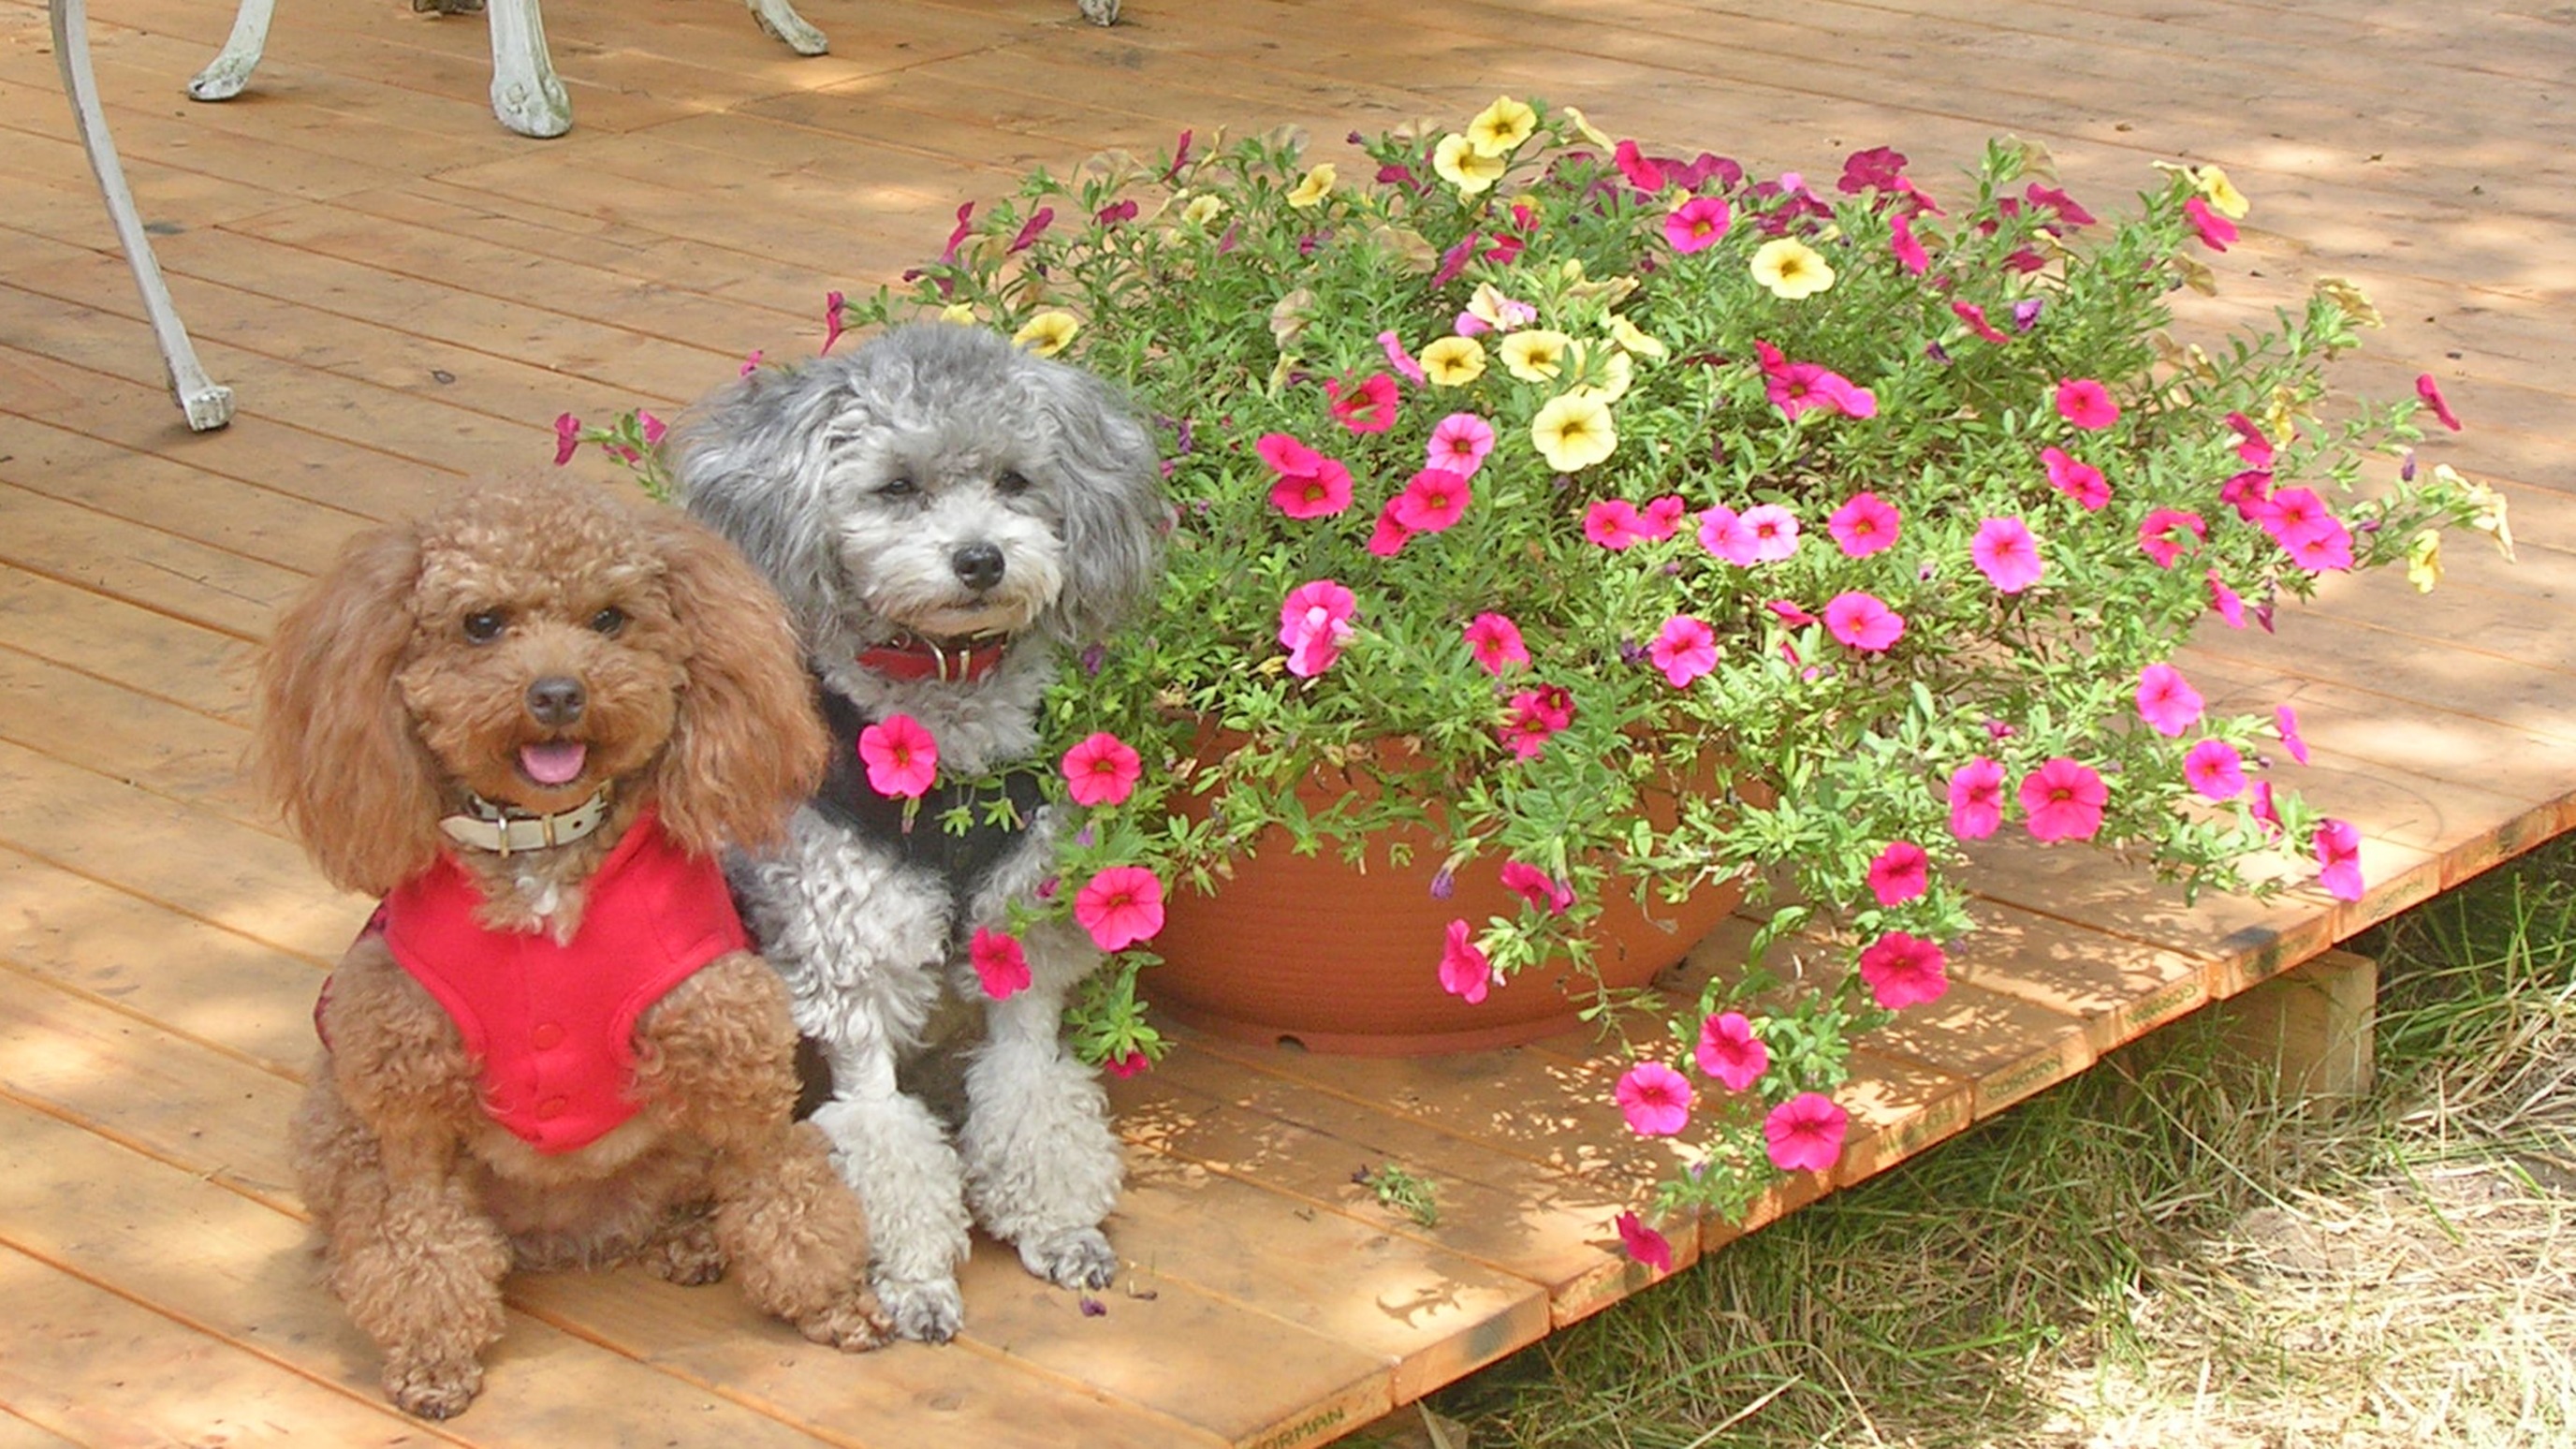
xmin=673 ymin=324 xmax=1164 ymax=1341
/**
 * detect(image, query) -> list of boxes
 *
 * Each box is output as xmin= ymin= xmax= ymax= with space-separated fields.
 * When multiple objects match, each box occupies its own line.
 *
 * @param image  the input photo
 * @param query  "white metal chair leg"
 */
xmin=185 ymin=0 xmax=276 ymax=103
xmin=746 ymin=0 xmax=828 ymax=57
xmin=51 ymin=0 xmax=234 ymax=432
xmin=484 ymin=0 xmax=572 ymax=139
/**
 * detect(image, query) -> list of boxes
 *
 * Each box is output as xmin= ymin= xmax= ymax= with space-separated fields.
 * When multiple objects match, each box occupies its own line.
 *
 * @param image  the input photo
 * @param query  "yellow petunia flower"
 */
xmin=1530 ymin=391 xmax=1617 ymax=473
xmin=1466 ymin=96 xmax=1538 ymax=157
xmin=2406 ymin=528 xmax=2443 ymax=593
xmin=1467 ymin=282 xmax=1533 ymax=332
xmin=1561 ymin=105 xmax=1616 ymax=152
xmin=1500 ymin=329 xmax=1573 ymax=384
xmin=1432 ymin=134 xmax=1508 ymax=196
xmin=1419 ymin=335 xmax=1487 ymax=388
xmin=2193 ymin=165 xmax=2250 ymax=220
xmin=2314 ymin=276 xmax=2382 ymax=329
xmin=1607 ymin=314 xmax=1668 ymax=361
xmin=1012 ymin=311 xmax=1080 ymax=358
xmin=1181 ymin=194 xmax=1227 ymax=227
xmin=938 ymin=302 xmax=978 ymax=325
xmin=1750 ymin=237 xmax=1836 ymax=300
xmin=1568 ymin=344 xmax=1633 ymax=403
xmin=1286 ymin=164 xmax=1337 ymax=210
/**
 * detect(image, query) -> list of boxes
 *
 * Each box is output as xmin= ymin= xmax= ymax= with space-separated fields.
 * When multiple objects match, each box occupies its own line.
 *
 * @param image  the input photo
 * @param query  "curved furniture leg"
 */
xmin=484 ymin=0 xmax=572 ymax=139
xmin=746 ymin=0 xmax=828 ymax=56
xmin=185 ymin=0 xmax=276 ymax=102
xmin=51 ymin=0 xmax=234 ymax=431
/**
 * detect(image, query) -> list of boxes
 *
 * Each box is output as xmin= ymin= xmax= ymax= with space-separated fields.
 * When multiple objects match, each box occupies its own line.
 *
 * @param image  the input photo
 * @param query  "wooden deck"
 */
xmin=5 ymin=0 xmax=2573 ymax=1442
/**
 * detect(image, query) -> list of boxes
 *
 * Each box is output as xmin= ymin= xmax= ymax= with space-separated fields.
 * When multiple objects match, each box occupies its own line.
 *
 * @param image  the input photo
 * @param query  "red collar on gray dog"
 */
xmin=856 ymin=634 xmax=1010 ymax=683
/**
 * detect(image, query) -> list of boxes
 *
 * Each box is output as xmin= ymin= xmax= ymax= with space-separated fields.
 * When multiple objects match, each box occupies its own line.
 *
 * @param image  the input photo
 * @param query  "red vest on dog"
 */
xmin=373 ymin=809 xmax=748 ymax=1154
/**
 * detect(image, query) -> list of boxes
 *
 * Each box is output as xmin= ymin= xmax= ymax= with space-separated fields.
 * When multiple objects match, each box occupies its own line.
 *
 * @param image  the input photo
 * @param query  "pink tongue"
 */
xmin=520 ymin=740 xmax=588 ymax=785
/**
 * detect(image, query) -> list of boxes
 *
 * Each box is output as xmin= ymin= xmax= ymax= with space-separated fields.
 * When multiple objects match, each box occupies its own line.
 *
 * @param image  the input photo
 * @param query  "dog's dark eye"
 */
xmin=879 ymin=476 xmax=918 ymax=498
xmin=996 ymin=470 xmax=1032 ymax=496
xmin=462 ymin=609 xmax=507 ymax=643
xmin=589 ymin=606 xmax=627 ymax=637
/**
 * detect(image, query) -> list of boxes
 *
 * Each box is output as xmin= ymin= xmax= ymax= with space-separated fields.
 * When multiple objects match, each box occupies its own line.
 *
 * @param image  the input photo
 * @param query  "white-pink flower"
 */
xmin=1278 ymin=579 xmax=1356 ymax=678
xmin=1648 ymin=615 xmax=1719 ymax=687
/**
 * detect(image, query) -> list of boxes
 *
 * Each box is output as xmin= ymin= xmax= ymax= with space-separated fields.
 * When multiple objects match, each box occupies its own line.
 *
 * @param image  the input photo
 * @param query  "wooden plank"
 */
xmin=1950 ymin=901 xmax=2216 ymax=1056
xmin=0 ymin=650 xmax=263 ymax=827
xmin=0 ymin=564 xmax=259 ymax=723
xmin=0 ymin=413 xmax=373 ymax=576
xmin=0 ymin=1406 xmax=80 ymax=1449
xmin=0 ymin=478 xmax=300 ymax=640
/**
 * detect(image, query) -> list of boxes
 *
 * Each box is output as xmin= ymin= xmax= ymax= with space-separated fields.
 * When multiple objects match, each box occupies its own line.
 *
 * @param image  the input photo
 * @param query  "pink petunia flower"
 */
xmin=1947 ymin=757 xmax=2009 ymax=840
xmin=1073 ymin=866 xmax=1165 ymax=951
xmin=969 ymin=926 xmax=1032 ymax=1000
xmin=858 ymin=713 xmax=940 ymax=798
xmin=2415 ymin=373 xmax=2464 ymax=432
xmin=1427 ymin=412 xmax=1497 ymax=476
xmin=637 ymin=411 xmax=667 ymax=448
xmin=1586 ymin=500 xmax=1651 ymax=550
xmin=2182 ymin=196 xmax=2237 ymax=251
xmin=2284 ymin=519 xmax=2354 ymax=573
xmin=1858 ymin=930 xmax=1950 ymax=1010
xmin=1377 ymin=330 xmax=1427 ymax=386
xmin=1664 ymin=195 xmax=1734 ymax=253
xmin=1695 ymin=1011 xmax=1770 ymax=1091
xmin=1258 ymin=432 xmax=1355 ymax=519
xmin=1888 ymin=211 xmax=1929 ymax=274
xmin=2257 ymin=487 xmax=2333 ymax=547
xmin=1366 ymin=502 xmax=1412 ymax=558
xmin=1393 ymin=469 xmax=1472 ymax=534
xmin=1500 ymin=684 xmax=1576 ymax=760
xmin=2249 ymin=779 xmax=2284 ymax=839
xmin=2206 ymin=570 xmax=2247 ymax=628
xmin=1698 ymin=505 xmax=1762 ymax=564
xmin=1971 ymin=517 xmax=2045 ymax=594
xmin=2020 ymin=756 xmax=2108 ymax=842
xmin=1104 ymin=1048 xmax=1151 ymax=1079
xmin=1951 ymin=300 xmax=2011 ymax=344
xmin=2314 ymin=819 xmax=2364 ymax=902
xmin=1754 ymin=341 xmax=1879 ymax=420
xmin=2054 ymin=377 xmax=2120 ymax=431
xmin=552 ymin=412 xmax=581 ymax=466
xmin=940 ymin=200 xmax=976 ymax=263
xmin=2136 ymin=664 xmax=2204 ymax=738
xmin=1742 ymin=505 xmax=1803 ymax=562
xmin=739 ymin=349 xmax=763 ymax=376
xmin=1463 ymin=612 xmax=1530 ymax=674
xmin=2040 ymin=446 xmax=2109 ymax=511
xmin=1823 ymin=592 xmax=1905 ymax=652
xmin=2276 ymin=705 xmax=2310 ymax=765
xmin=2183 ymin=739 xmax=2247 ymax=801
xmin=1764 ymin=1092 xmax=1848 ymax=1174
xmin=1325 ymin=372 xmax=1400 ymax=433
xmin=1061 ymin=731 xmax=1143 ymax=808
xmin=1279 ymin=579 xmax=1357 ymax=678
xmin=1615 ymin=1061 xmax=1694 ymax=1137
xmin=1866 ymin=840 xmax=1931 ymax=906
xmin=2138 ymin=508 xmax=2208 ymax=568
xmin=1828 ymin=491 xmax=1902 ymax=557
xmin=823 ymin=290 xmax=848 ymax=354
xmin=1649 ymin=615 xmax=1719 ymax=687
xmin=1766 ymin=598 xmax=1820 ymax=628
xmin=1500 ymin=860 xmax=1574 ymax=915
xmin=1612 ymin=139 xmax=1666 ymax=193
xmin=1614 ymin=1211 xmax=1674 ymax=1275
xmin=1007 ymin=206 xmax=1055 ymax=255
xmin=1439 ymin=918 xmax=1492 ymax=1004
xmin=1639 ymin=496 xmax=1689 ymax=542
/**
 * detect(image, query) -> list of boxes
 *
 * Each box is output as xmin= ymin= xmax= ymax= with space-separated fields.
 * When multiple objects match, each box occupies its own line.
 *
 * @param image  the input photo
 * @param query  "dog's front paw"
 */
xmin=1018 ymin=1225 xmax=1118 ymax=1292
xmin=873 ymin=1273 xmax=964 ymax=1343
xmin=643 ymin=1217 xmax=728 ymax=1287
xmin=384 ymin=1354 xmax=482 ymax=1420
xmin=798 ymin=1286 xmax=894 ymax=1353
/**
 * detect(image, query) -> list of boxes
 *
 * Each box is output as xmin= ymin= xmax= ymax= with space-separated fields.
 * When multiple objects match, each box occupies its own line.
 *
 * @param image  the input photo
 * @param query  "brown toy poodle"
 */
xmin=253 ymin=475 xmax=886 ymax=1419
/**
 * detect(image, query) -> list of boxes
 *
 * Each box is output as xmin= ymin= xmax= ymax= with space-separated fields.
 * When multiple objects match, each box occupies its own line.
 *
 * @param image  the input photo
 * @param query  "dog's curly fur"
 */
xmin=676 ymin=324 xmax=1164 ymax=1342
xmin=254 ymin=476 xmax=886 ymax=1418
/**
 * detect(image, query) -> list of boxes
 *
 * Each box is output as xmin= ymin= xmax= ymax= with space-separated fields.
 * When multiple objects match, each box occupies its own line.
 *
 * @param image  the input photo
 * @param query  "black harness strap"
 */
xmin=809 ymin=684 xmax=1048 ymax=915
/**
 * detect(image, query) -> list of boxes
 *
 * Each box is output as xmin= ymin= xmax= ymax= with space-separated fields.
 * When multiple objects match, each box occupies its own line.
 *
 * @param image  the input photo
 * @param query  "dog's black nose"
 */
xmin=526 ymin=676 xmax=586 ymax=726
xmin=951 ymin=543 xmax=1006 ymax=593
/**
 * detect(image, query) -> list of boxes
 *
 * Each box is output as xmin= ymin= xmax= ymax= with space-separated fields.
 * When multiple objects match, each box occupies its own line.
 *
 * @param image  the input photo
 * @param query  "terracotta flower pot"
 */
xmin=1144 ymin=745 xmax=1743 ymax=1056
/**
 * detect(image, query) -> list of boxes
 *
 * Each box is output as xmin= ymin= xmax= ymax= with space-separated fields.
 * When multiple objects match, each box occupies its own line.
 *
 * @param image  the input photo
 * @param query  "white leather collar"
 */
xmin=438 ymin=787 xmax=613 ymax=856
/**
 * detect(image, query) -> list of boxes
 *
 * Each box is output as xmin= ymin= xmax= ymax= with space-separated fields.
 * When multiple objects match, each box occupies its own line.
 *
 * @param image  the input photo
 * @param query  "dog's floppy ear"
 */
xmin=642 ymin=508 xmax=828 ymax=856
xmin=1023 ymin=356 xmax=1166 ymax=644
xmin=252 ymin=521 xmax=445 ymax=897
xmin=672 ymin=363 xmax=857 ymax=648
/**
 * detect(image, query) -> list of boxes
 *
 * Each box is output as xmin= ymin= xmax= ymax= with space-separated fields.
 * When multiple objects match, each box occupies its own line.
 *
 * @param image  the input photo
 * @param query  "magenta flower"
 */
xmin=637 ymin=411 xmax=667 ymax=448
xmin=1764 ymin=1092 xmax=1848 ymax=1174
xmin=2225 ymin=411 xmax=2275 ymax=468
xmin=1438 ymin=918 xmax=1492 ymax=1004
xmin=1393 ymin=469 xmax=1472 ymax=534
xmin=1585 ymin=499 xmax=1652 ymax=550
xmin=2136 ymin=664 xmax=2204 ymax=738
xmin=1742 ymin=505 xmax=1803 ymax=562
xmin=1463 ymin=612 xmax=1530 ymax=674
xmin=2040 ymin=446 xmax=2109 ymax=511
xmin=1649 ymin=615 xmax=1719 ymax=688
xmin=1698 ymin=505 xmax=1761 ymax=564
xmin=1096 ymin=198 xmax=1139 ymax=227
xmin=739 ymin=349 xmax=763 ymax=376
xmin=2183 ymin=739 xmax=2247 ymax=801
xmin=1073 ymin=866 xmax=1165 ymax=951
xmin=1325 ymin=372 xmax=1399 ymax=434
xmin=2257 ymin=487 xmax=2332 ymax=547
xmin=1427 ymin=412 xmax=1497 ymax=476
xmin=2020 ymin=756 xmax=2108 ymax=842
xmin=1258 ymin=432 xmax=1355 ymax=519
xmin=1888 ymin=211 xmax=1929 ymax=274
xmin=2276 ymin=705 xmax=2310 ymax=765
xmin=1614 ymin=1211 xmax=1674 ymax=1275
xmin=941 ymin=200 xmax=976 ymax=262
xmin=1007 ymin=206 xmax=1055 ymax=254
xmin=857 ymin=713 xmax=939 ymax=798
xmin=1866 ymin=840 xmax=1931 ymax=906
xmin=1639 ymin=496 xmax=1689 ymax=542
xmin=1754 ymin=341 xmax=1878 ymax=420
xmin=1615 ymin=1061 xmax=1694 ymax=1138
xmin=2054 ymin=377 xmax=2120 ymax=431
xmin=1664 ymin=195 xmax=1733 ymax=253
xmin=2137 ymin=508 xmax=2207 ymax=568
xmin=1823 ymin=592 xmax=1905 ymax=652
xmin=1500 ymin=684 xmax=1575 ymax=760
xmin=2314 ymin=819 xmax=2364 ymax=902
xmin=1278 ymin=579 xmax=1357 ymax=678
xmin=1612 ymin=139 xmax=1666 ymax=193
xmin=822 ymin=290 xmax=848 ymax=354
xmin=1366 ymin=503 xmax=1412 ymax=558
xmin=1105 ymin=1049 xmax=1150 ymax=1079
xmin=1500 ymin=861 xmax=1573 ymax=915
xmin=1694 ymin=1011 xmax=1770 ymax=1091
xmin=1948 ymin=757 xmax=2008 ymax=840
xmin=2415 ymin=373 xmax=2464 ymax=432
xmin=2284 ymin=520 xmax=2354 ymax=573
xmin=1827 ymin=492 xmax=1901 ymax=557
xmin=2182 ymin=196 xmax=2236 ymax=251
xmin=2206 ymin=570 xmax=2247 ymax=628
xmin=1377 ymin=330 xmax=1427 ymax=386
xmin=969 ymin=927 xmax=1032 ymax=1000
xmin=552 ymin=412 xmax=581 ymax=466
xmin=1971 ymin=517 xmax=2045 ymax=594
xmin=1858 ymin=930 xmax=1950 ymax=1010
xmin=2249 ymin=779 xmax=2284 ymax=839
xmin=1951 ymin=300 xmax=2011 ymax=344
xmin=1766 ymin=598 xmax=1819 ymax=628
xmin=1060 ymin=731 xmax=1143 ymax=808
